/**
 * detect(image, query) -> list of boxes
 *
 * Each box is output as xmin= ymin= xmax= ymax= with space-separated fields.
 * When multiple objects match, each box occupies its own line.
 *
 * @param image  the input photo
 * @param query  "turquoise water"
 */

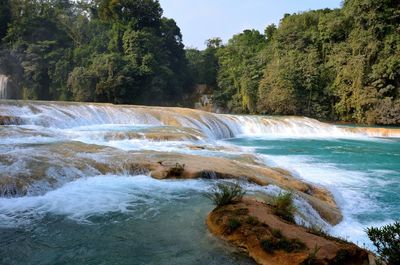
xmin=227 ymin=137 xmax=400 ymax=245
xmin=0 ymin=176 xmax=255 ymax=265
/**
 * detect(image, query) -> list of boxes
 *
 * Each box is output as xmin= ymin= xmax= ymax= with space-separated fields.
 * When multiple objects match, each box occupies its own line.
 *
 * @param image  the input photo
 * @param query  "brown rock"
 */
xmin=207 ymin=198 xmax=372 ymax=265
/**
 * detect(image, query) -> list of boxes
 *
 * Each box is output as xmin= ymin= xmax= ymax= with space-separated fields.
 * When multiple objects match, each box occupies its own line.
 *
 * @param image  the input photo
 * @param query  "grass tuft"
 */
xmin=261 ymin=236 xmax=306 ymax=254
xmin=272 ymin=192 xmax=296 ymax=223
xmin=205 ymin=182 xmax=245 ymax=207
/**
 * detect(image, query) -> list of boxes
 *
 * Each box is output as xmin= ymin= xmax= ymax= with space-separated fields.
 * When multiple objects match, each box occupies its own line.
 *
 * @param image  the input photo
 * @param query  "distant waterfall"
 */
xmin=0 ymin=101 xmax=399 ymax=138
xmin=0 ymin=75 xmax=9 ymax=99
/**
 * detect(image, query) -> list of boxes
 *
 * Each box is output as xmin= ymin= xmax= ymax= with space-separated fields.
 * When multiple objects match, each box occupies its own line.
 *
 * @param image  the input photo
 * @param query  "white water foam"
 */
xmin=0 ymin=175 xmax=212 ymax=227
xmin=2 ymin=101 xmax=398 ymax=140
xmin=258 ymin=154 xmax=397 ymax=249
xmin=244 ymin=182 xmax=330 ymax=229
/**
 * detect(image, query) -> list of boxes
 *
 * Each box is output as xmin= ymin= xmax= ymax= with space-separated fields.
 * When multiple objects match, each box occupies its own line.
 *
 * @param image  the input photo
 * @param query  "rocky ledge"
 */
xmin=207 ymin=198 xmax=374 ymax=265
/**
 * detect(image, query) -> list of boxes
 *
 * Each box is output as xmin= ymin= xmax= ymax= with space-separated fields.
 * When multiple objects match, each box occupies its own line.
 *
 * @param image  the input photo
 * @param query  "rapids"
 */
xmin=0 ymin=100 xmax=399 ymax=264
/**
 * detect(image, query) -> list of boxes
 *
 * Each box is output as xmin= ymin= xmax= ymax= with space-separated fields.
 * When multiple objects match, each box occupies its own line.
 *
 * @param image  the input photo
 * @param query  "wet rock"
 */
xmin=0 ymin=176 xmax=27 ymax=197
xmin=0 ymin=115 xmax=22 ymax=125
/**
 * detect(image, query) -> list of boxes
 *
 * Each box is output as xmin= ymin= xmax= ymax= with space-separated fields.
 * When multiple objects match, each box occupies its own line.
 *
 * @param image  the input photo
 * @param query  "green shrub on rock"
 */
xmin=272 ymin=192 xmax=296 ymax=223
xmin=205 ymin=182 xmax=245 ymax=207
xmin=366 ymin=221 xmax=400 ymax=265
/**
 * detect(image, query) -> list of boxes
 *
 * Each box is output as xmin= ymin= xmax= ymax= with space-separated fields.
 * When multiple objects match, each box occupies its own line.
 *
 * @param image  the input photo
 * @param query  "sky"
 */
xmin=159 ymin=0 xmax=342 ymax=49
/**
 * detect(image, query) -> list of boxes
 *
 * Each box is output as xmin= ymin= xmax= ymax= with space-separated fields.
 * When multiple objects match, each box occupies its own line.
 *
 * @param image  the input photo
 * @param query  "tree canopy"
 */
xmin=0 ymin=0 xmax=193 ymax=105
xmin=1 ymin=0 xmax=399 ymax=125
xmin=187 ymin=0 xmax=400 ymax=125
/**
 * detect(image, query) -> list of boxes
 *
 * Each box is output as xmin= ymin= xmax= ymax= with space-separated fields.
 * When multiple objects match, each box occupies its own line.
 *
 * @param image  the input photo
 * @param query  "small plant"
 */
xmin=261 ymin=236 xmax=306 ymax=254
xmin=307 ymin=224 xmax=329 ymax=237
xmin=279 ymin=238 xmax=306 ymax=252
xmin=246 ymin=216 xmax=259 ymax=225
xmin=227 ymin=218 xmax=241 ymax=233
xmin=301 ymin=244 xmax=321 ymax=265
xmin=272 ymin=191 xmax=296 ymax=223
xmin=205 ymin=182 xmax=245 ymax=207
xmin=271 ymin=228 xmax=283 ymax=238
xmin=366 ymin=221 xmax=400 ymax=265
xmin=261 ymin=238 xmax=276 ymax=253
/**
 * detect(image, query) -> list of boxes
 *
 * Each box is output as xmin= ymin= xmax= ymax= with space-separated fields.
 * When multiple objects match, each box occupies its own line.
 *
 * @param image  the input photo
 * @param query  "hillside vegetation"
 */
xmin=0 ymin=0 xmax=192 ymax=105
xmin=191 ymin=0 xmax=400 ymax=125
xmin=1 ymin=0 xmax=399 ymax=124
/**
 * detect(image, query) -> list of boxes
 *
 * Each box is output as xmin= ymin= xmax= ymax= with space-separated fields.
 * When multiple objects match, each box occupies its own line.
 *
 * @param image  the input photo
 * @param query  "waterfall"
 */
xmin=0 ymin=75 xmax=8 ymax=99
xmin=0 ymin=101 xmax=399 ymax=138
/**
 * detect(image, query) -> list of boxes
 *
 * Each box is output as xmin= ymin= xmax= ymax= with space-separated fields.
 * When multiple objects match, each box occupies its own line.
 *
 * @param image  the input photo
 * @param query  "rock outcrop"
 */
xmin=207 ymin=198 xmax=373 ymax=265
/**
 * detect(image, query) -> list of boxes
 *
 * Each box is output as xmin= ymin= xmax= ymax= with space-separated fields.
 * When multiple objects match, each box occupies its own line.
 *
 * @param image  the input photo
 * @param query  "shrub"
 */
xmin=272 ymin=192 xmax=296 ymax=223
xmin=261 ymin=238 xmax=276 ymax=253
xmin=261 ymin=236 xmax=306 ymax=254
xmin=246 ymin=216 xmax=259 ymax=225
xmin=366 ymin=221 xmax=400 ymax=265
xmin=280 ymin=238 xmax=306 ymax=252
xmin=271 ymin=228 xmax=283 ymax=238
xmin=205 ymin=182 xmax=245 ymax=207
xmin=227 ymin=218 xmax=241 ymax=233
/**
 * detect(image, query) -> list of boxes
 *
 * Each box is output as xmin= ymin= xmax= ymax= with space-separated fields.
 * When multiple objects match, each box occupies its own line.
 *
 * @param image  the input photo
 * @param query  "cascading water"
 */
xmin=0 ymin=75 xmax=9 ymax=100
xmin=0 ymin=100 xmax=399 ymax=264
xmin=1 ymin=100 xmax=399 ymax=138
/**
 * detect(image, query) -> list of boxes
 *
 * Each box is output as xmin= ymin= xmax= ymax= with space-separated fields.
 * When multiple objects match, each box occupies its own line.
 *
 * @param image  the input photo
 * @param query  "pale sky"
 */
xmin=159 ymin=0 xmax=342 ymax=49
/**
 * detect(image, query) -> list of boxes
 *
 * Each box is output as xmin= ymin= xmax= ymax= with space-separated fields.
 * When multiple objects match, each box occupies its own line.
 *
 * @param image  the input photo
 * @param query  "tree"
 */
xmin=366 ymin=221 xmax=400 ymax=265
xmin=214 ymin=30 xmax=266 ymax=113
xmin=0 ymin=0 xmax=11 ymax=42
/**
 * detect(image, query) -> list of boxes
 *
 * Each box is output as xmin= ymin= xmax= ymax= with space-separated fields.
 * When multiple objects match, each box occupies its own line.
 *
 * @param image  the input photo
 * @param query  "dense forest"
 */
xmin=0 ymin=0 xmax=192 ymax=105
xmin=0 ymin=0 xmax=399 ymax=124
xmin=193 ymin=0 xmax=400 ymax=125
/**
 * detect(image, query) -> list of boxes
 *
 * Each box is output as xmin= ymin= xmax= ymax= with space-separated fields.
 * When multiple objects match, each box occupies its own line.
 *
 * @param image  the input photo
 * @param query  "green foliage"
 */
xmin=210 ymin=0 xmax=400 ymax=125
xmin=246 ymin=216 xmax=259 ymax=225
xmin=261 ymin=236 xmax=306 ymax=254
xmin=2 ymin=0 xmax=399 ymax=125
xmin=227 ymin=218 xmax=241 ymax=233
xmin=271 ymin=228 xmax=283 ymax=238
xmin=205 ymin=182 xmax=245 ymax=207
xmin=0 ymin=0 xmax=11 ymax=42
xmin=272 ymin=192 xmax=296 ymax=223
xmin=214 ymin=30 xmax=267 ymax=113
xmin=185 ymin=38 xmax=221 ymax=87
xmin=366 ymin=221 xmax=400 ymax=265
xmin=307 ymin=224 xmax=329 ymax=237
xmin=260 ymin=238 xmax=276 ymax=253
xmin=1 ymin=0 xmax=193 ymax=105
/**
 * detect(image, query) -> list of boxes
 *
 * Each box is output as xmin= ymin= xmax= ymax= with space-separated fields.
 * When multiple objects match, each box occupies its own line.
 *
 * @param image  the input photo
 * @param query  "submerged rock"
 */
xmin=207 ymin=198 xmax=372 ymax=265
xmin=0 ymin=176 xmax=27 ymax=197
xmin=0 ymin=115 xmax=22 ymax=125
